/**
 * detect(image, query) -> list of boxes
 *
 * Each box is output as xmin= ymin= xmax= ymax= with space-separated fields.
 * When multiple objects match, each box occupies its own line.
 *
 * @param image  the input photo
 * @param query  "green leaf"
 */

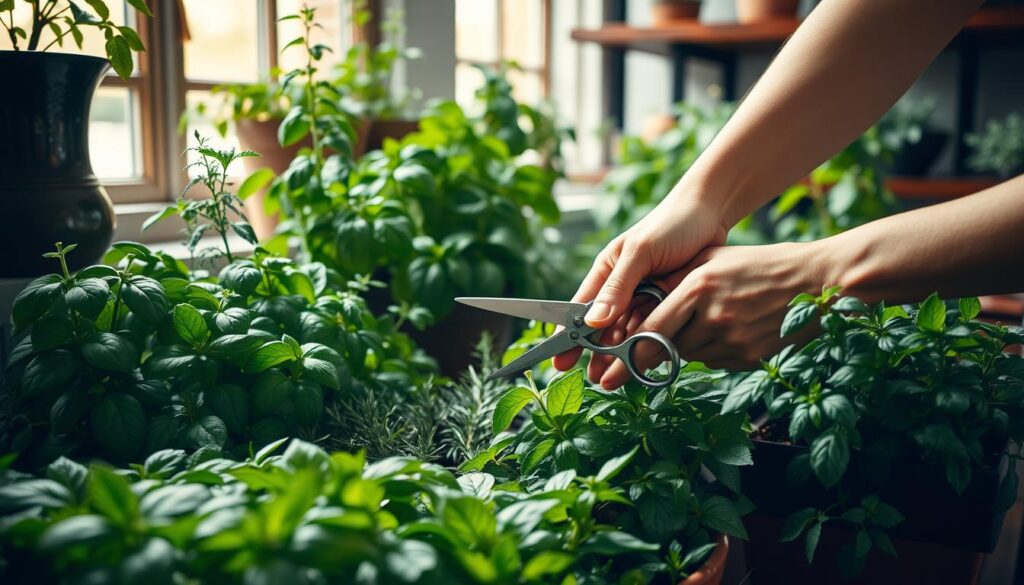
xmin=781 ymin=302 xmax=818 ymax=337
xmin=118 ymin=26 xmax=145 ymax=51
xmin=722 ymin=370 xmax=768 ymax=413
xmin=105 ymin=35 xmax=133 ymax=79
xmin=122 ymin=276 xmax=167 ymax=324
xmin=22 ymin=350 xmax=78 ymax=396
xmin=916 ymin=293 xmax=946 ymax=333
xmin=832 ymin=297 xmax=870 ymax=313
xmin=31 ymin=315 xmax=74 ymax=350
xmin=492 ymin=387 xmax=535 ymax=433
xmin=38 ymin=515 xmax=115 ymax=551
xmin=12 ymin=274 xmax=63 ymax=330
xmin=184 ymin=415 xmax=227 ymax=450
xmin=820 ymin=394 xmax=856 ymax=427
xmin=173 ymin=303 xmax=209 ymax=347
xmin=545 ymin=369 xmax=584 ymax=417
xmin=805 ymin=521 xmax=823 ymax=563
xmin=596 ymin=445 xmax=639 ymax=482
xmin=959 ymin=297 xmax=982 ymax=321
xmin=83 ymin=0 xmax=110 ymax=20
xmin=89 ymin=465 xmax=139 ymax=526
xmin=521 ymin=551 xmax=575 ymax=581
xmin=810 ymin=429 xmax=849 ymax=488
xmin=205 ymin=384 xmax=249 ymax=434
xmin=66 ymin=278 xmax=111 ymax=318
xmin=278 ymin=106 xmax=310 ymax=147
xmin=82 ymin=332 xmax=140 ymax=372
xmin=580 ymin=530 xmax=659 ymax=555
xmin=142 ymin=344 xmax=196 ymax=379
xmin=780 ymin=508 xmax=817 ymax=542
xmin=699 ymin=495 xmax=748 ymax=539
xmin=0 ymin=479 xmax=71 ymax=512
xmin=126 ymin=0 xmax=154 ymax=17
xmin=521 ymin=438 xmax=555 ymax=474
xmin=443 ymin=496 xmax=496 ymax=548
xmin=245 ymin=341 xmax=297 ymax=372
xmin=238 ymin=167 xmax=276 ymax=199
xmin=90 ymin=394 xmax=146 ymax=461
xmin=231 ymin=222 xmax=258 ymax=245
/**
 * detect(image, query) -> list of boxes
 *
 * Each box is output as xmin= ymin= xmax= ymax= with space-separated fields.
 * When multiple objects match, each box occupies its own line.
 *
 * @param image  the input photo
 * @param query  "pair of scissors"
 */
xmin=456 ymin=285 xmax=681 ymax=388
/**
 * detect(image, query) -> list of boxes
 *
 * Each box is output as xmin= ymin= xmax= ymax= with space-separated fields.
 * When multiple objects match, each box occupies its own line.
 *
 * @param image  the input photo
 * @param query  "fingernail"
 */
xmin=585 ymin=301 xmax=611 ymax=325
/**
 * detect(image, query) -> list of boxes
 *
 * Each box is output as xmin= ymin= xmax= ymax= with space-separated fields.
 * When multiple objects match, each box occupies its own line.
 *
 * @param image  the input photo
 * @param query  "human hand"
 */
xmin=553 ymin=195 xmax=728 ymax=373
xmin=590 ymin=241 xmax=829 ymax=389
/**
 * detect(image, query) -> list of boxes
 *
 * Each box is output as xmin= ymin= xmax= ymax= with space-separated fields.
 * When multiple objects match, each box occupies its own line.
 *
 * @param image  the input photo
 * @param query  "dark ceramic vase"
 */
xmin=0 ymin=51 xmax=115 ymax=278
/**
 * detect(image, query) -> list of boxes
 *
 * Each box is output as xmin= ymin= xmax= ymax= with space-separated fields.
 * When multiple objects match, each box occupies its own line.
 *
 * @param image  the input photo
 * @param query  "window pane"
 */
xmin=455 ymin=62 xmax=485 ymax=113
xmin=502 ymin=0 xmax=544 ymax=69
xmin=185 ymin=90 xmax=243 ymax=178
xmin=183 ymin=0 xmax=261 ymax=82
xmin=508 ymin=69 xmax=543 ymax=106
xmin=90 ymin=86 xmax=140 ymax=180
xmin=277 ymin=0 xmax=346 ymax=74
xmin=456 ymin=0 xmax=498 ymax=62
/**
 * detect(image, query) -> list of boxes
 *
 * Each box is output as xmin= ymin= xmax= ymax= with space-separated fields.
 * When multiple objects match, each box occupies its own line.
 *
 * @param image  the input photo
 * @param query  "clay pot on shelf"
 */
xmin=735 ymin=0 xmax=799 ymax=24
xmin=680 ymin=533 xmax=730 ymax=585
xmin=653 ymin=0 xmax=702 ymax=25
xmin=0 ymin=52 xmax=115 ymax=277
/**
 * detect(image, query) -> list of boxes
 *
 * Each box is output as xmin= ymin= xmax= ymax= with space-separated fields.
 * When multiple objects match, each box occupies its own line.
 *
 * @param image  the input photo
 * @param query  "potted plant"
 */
xmin=652 ymin=0 xmax=703 ymax=25
xmin=722 ymin=288 xmax=1024 ymax=580
xmin=966 ymin=112 xmax=1024 ymax=179
xmin=735 ymin=0 xmax=799 ymax=24
xmin=0 ymin=0 xmax=152 ymax=277
xmin=878 ymin=97 xmax=949 ymax=176
xmin=1 ymin=136 xmax=435 ymax=468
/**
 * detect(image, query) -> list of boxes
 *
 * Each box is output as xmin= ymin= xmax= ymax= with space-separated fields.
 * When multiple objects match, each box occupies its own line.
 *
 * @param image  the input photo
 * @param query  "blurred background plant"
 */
xmin=966 ymin=112 xmax=1024 ymax=179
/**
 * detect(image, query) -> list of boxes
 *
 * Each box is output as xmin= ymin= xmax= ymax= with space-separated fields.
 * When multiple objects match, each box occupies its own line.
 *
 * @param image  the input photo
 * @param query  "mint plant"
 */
xmin=0 ymin=0 xmax=152 ymax=78
xmin=457 ymin=366 xmax=752 ymax=582
xmin=724 ymin=288 xmax=1024 ymax=576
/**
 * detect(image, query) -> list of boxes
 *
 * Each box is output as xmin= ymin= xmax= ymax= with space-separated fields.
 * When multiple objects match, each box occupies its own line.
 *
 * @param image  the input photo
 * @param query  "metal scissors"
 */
xmin=456 ymin=284 xmax=681 ymax=388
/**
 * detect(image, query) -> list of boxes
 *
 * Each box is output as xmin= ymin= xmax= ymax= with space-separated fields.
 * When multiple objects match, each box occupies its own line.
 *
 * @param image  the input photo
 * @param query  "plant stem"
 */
xmin=111 ymin=257 xmax=135 ymax=332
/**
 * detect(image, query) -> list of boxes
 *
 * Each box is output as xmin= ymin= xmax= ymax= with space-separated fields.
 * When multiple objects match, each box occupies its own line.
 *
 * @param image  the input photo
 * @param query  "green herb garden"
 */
xmin=2 ymin=2 xmax=1024 ymax=585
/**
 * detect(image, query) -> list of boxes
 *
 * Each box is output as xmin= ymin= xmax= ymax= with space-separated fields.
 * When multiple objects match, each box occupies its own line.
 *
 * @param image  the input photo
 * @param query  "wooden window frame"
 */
xmin=455 ymin=0 xmax=552 ymax=96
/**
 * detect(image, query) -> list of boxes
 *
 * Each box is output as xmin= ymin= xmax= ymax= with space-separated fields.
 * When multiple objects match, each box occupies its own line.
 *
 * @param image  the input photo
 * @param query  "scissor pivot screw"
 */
xmin=569 ymin=331 xmax=579 ymax=340
xmin=573 ymin=316 xmax=583 ymax=327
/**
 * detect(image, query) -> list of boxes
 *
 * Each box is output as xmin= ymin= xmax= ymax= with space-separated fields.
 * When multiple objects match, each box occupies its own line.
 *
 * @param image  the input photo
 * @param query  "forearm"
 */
xmin=819 ymin=175 xmax=1024 ymax=303
xmin=671 ymin=0 xmax=981 ymax=227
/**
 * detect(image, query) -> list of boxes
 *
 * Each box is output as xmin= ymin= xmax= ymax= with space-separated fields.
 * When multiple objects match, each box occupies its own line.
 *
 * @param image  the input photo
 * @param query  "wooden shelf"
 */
xmin=887 ymin=177 xmax=999 ymax=200
xmin=571 ymin=7 xmax=1024 ymax=52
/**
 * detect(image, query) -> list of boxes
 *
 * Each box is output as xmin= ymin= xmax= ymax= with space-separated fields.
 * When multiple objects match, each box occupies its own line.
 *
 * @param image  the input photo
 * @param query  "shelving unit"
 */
xmin=573 ymin=4 xmax=1024 ymax=173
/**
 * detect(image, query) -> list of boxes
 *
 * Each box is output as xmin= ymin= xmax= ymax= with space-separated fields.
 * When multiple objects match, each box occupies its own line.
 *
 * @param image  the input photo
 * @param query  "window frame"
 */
xmin=455 ymin=0 xmax=552 ymax=98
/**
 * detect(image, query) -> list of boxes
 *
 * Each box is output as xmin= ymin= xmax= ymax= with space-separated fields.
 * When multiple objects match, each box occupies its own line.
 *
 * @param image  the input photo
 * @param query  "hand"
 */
xmin=592 ymin=241 xmax=829 ymax=389
xmin=553 ymin=195 xmax=728 ymax=374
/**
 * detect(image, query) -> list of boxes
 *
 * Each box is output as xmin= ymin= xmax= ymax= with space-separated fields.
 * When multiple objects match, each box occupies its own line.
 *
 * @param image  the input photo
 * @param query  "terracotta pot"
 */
xmin=653 ymin=0 xmax=702 ymax=25
xmin=743 ymin=514 xmax=984 ymax=584
xmin=680 ymin=533 xmax=729 ymax=585
xmin=0 ymin=52 xmax=115 ymax=277
xmin=736 ymin=0 xmax=799 ymax=23
xmin=235 ymin=118 xmax=302 ymax=241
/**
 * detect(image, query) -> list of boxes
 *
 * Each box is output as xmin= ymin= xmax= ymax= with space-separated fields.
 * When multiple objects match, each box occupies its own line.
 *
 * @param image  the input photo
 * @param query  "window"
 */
xmin=454 ymin=0 xmax=550 ymax=109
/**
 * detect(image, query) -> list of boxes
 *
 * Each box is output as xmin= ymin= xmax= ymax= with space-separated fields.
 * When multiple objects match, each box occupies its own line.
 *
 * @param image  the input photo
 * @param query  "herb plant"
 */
xmin=878 ymin=97 xmax=938 ymax=155
xmin=2 ymin=426 xmax=737 ymax=581
xmin=457 ymin=366 xmax=753 ymax=582
xmin=0 ymin=0 xmax=152 ymax=78
xmin=966 ymin=112 xmax=1024 ymax=178
xmin=723 ymin=288 xmax=1024 ymax=575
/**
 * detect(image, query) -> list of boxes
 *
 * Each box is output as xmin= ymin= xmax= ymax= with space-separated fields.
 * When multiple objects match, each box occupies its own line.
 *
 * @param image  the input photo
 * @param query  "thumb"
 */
xmin=584 ymin=247 xmax=649 ymax=328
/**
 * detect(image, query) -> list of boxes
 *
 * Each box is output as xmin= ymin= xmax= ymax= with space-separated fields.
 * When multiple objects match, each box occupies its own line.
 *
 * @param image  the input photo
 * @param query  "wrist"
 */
xmin=665 ymin=168 xmax=736 ymax=235
xmin=811 ymin=231 xmax=880 ymax=304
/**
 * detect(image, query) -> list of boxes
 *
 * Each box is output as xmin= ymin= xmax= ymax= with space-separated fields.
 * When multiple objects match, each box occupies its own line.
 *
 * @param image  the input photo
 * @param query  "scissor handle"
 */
xmin=577 ymin=330 xmax=680 ymax=388
xmin=633 ymin=283 xmax=667 ymax=303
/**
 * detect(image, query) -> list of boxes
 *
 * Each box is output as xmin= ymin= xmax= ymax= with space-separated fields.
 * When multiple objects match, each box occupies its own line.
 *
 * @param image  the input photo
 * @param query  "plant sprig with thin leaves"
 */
xmin=144 ymin=132 xmax=260 ymax=265
xmin=0 ymin=0 xmax=152 ymax=78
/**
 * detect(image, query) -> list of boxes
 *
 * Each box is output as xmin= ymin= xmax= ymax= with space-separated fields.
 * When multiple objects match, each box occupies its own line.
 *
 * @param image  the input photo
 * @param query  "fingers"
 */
xmin=597 ymin=281 xmax=701 ymax=390
xmin=584 ymin=242 xmax=651 ymax=329
xmin=552 ymin=346 xmax=583 ymax=371
xmin=556 ymin=239 xmax=624 ymax=371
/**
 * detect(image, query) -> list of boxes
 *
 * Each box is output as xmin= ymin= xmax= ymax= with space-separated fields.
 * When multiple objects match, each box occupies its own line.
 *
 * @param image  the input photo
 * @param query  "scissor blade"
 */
xmin=456 ymin=297 xmax=586 ymax=325
xmin=488 ymin=330 xmax=580 ymax=381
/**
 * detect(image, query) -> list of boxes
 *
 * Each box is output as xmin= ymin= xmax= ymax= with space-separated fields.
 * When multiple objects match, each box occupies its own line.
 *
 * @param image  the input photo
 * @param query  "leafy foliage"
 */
xmin=0 ymin=389 xmax=738 ymax=584
xmin=456 ymin=366 xmax=753 ymax=582
xmin=724 ymin=288 xmax=1024 ymax=576
xmin=878 ymin=97 xmax=938 ymax=154
xmin=0 ymin=0 xmax=152 ymax=78
xmin=966 ymin=112 xmax=1024 ymax=178
xmin=275 ymin=65 xmax=572 ymax=318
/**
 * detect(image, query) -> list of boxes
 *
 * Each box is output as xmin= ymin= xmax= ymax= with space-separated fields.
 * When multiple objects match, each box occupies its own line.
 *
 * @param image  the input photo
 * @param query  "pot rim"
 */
xmin=679 ymin=533 xmax=729 ymax=585
xmin=0 ymin=49 xmax=109 ymax=66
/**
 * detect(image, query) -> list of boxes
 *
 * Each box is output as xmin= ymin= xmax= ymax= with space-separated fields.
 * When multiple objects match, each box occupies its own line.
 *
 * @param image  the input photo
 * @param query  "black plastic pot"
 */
xmin=0 ymin=51 xmax=115 ymax=277
xmin=741 ymin=438 xmax=1008 ymax=552
xmin=886 ymin=129 xmax=949 ymax=176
